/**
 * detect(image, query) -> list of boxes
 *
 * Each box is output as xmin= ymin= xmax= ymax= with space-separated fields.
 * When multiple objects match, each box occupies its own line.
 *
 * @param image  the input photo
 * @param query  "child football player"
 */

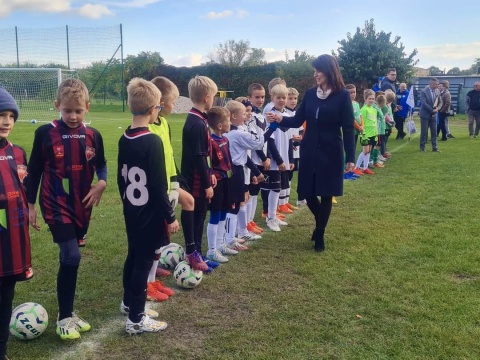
xmin=0 ymin=88 xmax=32 ymax=359
xmin=27 ymin=79 xmax=107 ymax=340
xmin=118 ymin=78 xmax=179 ymax=334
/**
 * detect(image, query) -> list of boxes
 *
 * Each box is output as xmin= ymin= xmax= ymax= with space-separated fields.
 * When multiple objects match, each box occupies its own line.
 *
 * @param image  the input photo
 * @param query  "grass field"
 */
xmin=6 ymin=112 xmax=480 ymax=360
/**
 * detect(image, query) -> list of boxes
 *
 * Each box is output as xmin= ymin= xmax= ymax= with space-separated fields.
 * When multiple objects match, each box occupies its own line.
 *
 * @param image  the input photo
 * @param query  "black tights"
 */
xmin=305 ymin=195 xmax=333 ymax=230
xmin=0 ymin=277 xmax=16 ymax=358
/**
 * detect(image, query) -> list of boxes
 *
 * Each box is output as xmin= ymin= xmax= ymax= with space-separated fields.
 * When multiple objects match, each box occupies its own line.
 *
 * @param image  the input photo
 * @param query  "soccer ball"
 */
xmin=159 ymin=243 xmax=185 ymax=269
xmin=30 ymin=119 xmax=37 ymax=124
xmin=174 ymin=261 xmax=203 ymax=289
xmin=9 ymin=302 xmax=48 ymax=340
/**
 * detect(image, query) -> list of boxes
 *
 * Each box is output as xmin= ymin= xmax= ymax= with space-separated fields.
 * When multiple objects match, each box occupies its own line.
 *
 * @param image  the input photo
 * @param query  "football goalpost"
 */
xmin=0 ymin=68 xmax=78 ymax=123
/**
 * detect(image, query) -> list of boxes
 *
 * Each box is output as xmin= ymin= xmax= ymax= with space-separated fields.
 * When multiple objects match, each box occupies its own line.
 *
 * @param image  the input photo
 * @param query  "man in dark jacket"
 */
xmin=466 ymin=82 xmax=480 ymax=138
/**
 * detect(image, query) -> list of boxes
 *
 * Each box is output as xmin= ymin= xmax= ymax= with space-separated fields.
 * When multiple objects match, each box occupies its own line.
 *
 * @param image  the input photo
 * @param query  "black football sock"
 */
xmin=57 ymin=263 xmax=79 ymax=321
xmin=181 ymin=210 xmax=196 ymax=254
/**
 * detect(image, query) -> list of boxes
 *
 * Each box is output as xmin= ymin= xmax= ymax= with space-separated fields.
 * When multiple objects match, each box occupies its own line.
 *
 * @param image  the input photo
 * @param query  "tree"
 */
xmin=285 ymin=50 xmax=315 ymax=64
xmin=243 ymin=48 xmax=266 ymax=66
xmin=124 ymin=51 xmax=164 ymax=80
xmin=447 ymin=67 xmax=461 ymax=75
xmin=428 ymin=66 xmax=443 ymax=75
xmin=209 ymin=39 xmax=266 ymax=66
xmin=333 ymin=19 xmax=418 ymax=93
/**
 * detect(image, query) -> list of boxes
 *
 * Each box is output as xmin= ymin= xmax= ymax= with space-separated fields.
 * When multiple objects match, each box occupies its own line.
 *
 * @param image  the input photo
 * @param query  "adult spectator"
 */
xmin=437 ymin=80 xmax=451 ymax=141
xmin=419 ymin=78 xmax=442 ymax=152
xmin=394 ymin=83 xmax=411 ymax=139
xmin=381 ymin=68 xmax=398 ymax=106
xmin=466 ymin=82 xmax=480 ymax=138
xmin=267 ymin=54 xmax=355 ymax=253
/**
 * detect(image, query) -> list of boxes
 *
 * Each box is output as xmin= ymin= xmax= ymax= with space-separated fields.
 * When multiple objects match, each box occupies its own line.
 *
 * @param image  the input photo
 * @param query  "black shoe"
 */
xmin=313 ymin=228 xmax=325 ymax=252
xmin=447 ymin=134 xmax=454 ymax=139
xmin=432 ymin=149 xmax=441 ymax=152
xmin=440 ymin=138 xmax=447 ymax=141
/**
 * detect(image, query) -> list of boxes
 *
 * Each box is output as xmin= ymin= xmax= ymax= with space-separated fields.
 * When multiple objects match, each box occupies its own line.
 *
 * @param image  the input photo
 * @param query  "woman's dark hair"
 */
xmin=311 ymin=54 xmax=345 ymax=94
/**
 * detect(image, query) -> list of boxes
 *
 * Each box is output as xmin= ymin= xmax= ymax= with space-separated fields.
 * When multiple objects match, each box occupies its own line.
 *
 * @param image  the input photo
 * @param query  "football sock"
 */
xmin=147 ymin=248 xmax=161 ymax=283
xmin=356 ymin=153 xmax=364 ymax=169
xmin=245 ymin=197 xmax=252 ymax=223
xmin=237 ymin=204 xmax=247 ymax=236
xmin=268 ymin=190 xmax=280 ymax=219
xmin=181 ymin=209 xmax=196 ymax=254
xmin=249 ymin=195 xmax=258 ymax=222
xmin=216 ymin=219 xmax=226 ymax=250
xmin=279 ymin=189 xmax=287 ymax=206
xmin=261 ymin=189 xmax=269 ymax=213
xmin=57 ymin=263 xmax=79 ymax=321
xmin=0 ymin=277 xmax=16 ymax=358
xmin=207 ymin=223 xmax=218 ymax=251
xmin=363 ymin=153 xmax=371 ymax=170
xmin=372 ymin=148 xmax=379 ymax=164
xmin=225 ymin=213 xmax=238 ymax=244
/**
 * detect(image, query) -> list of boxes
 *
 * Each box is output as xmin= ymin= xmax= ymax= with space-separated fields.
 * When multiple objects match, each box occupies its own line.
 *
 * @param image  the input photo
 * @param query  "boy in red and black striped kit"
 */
xmin=0 ymin=87 xmax=32 ymax=360
xmin=26 ymin=79 xmax=107 ymax=340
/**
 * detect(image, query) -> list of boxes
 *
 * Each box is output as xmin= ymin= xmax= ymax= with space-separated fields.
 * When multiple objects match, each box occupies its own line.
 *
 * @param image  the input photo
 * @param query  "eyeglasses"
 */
xmin=131 ymin=105 xmax=163 ymax=116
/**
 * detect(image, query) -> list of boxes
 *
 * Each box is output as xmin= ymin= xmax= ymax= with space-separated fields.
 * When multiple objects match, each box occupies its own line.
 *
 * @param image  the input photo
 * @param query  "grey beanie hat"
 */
xmin=0 ymin=87 xmax=19 ymax=121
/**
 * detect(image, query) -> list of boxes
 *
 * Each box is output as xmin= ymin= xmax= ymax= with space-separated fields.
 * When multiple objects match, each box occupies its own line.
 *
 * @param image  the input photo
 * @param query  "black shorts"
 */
xmin=48 ymin=223 xmax=88 ymax=244
xmin=230 ymin=165 xmax=245 ymax=203
xmin=248 ymin=165 xmax=264 ymax=196
xmin=281 ymin=171 xmax=290 ymax=190
xmin=360 ymin=136 xmax=377 ymax=147
xmin=209 ymin=179 xmax=231 ymax=212
xmin=260 ymin=170 xmax=281 ymax=191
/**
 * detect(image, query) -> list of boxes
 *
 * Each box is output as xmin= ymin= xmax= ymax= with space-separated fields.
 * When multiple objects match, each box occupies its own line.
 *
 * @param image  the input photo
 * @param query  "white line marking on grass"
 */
xmin=388 ymin=133 xmax=419 ymax=153
xmin=52 ymin=316 xmax=124 ymax=360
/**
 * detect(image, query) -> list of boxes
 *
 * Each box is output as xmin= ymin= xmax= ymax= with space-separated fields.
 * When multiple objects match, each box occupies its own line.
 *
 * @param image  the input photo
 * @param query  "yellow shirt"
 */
xmin=148 ymin=116 xmax=177 ymax=192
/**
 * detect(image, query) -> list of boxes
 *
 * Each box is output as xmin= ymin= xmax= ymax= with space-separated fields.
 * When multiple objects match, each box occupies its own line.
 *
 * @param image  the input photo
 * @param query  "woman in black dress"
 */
xmin=267 ymin=54 xmax=355 ymax=252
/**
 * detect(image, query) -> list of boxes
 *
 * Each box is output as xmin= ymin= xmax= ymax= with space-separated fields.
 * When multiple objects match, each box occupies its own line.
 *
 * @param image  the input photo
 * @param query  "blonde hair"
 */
xmin=288 ymin=87 xmax=299 ymax=96
xmin=151 ymin=76 xmax=179 ymax=102
xmin=375 ymin=90 xmax=385 ymax=98
xmin=376 ymin=94 xmax=386 ymax=107
xmin=207 ymin=106 xmax=230 ymax=129
xmin=385 ymin=90 xmax=395 ymax=103
xmin=364 ymin=89 xmax=375 ymax=100
xmin=270 ymin=84 xmax=288 ymax=97
xmin=188 ymin=76 xmax=218 ymax=103
xmin=127 ymin=77 xmax=161 ymax=114
xmin=56 ymin=78 xmax=89 ymax=104
xmin=235 ymin=96 xmax=248 ymax=103
xmin=268 ymin=78 xmax=286 ymax=92
xmin=225 ymin=100 xmax=245 ymax=116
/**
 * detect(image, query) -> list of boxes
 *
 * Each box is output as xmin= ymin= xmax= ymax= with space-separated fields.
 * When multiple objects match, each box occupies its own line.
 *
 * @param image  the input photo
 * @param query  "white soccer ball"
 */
xmin=174 ymin=261 xmax=203 ymax=289
xmin=30 ymin=119 xmax=37 ymax=124
xmin=9 ymin=302 xmax=48 ymax=340
xmin=159 ymin=243 xmax=185 ymax=269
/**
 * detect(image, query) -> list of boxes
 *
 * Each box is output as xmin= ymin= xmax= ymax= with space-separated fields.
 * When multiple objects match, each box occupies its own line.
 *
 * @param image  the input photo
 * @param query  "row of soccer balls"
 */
xmin=9 ymin=243 xmax=200 ymax=341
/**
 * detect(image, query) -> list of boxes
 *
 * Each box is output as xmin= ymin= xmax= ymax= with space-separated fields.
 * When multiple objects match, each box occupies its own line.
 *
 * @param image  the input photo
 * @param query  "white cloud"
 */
xmin=0 ymin=0 xmax=70 ymax=16
xmin=0 ymin=0 xmax=114 ymax=18
xmin=263 ymin=47 xmax=297 ymax=63
xmin=203 ymin=9 xmax=248 ymax=19
xmin=168 ymin=53 xmax=204 ymax=67
xmin=105 ymin=0 xmax=162 ymax=8
xmin=204 ymin=10 xmax=233 ymax=19
xmin=76 ymin=4 xmax=113 ymax=19
xmin=416 ymin=42 xmax=480 ymax=71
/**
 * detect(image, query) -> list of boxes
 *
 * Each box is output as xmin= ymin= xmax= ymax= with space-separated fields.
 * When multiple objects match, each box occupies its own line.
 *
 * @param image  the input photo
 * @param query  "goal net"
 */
xmin=0 ymin=68 xmax=79 ymax=123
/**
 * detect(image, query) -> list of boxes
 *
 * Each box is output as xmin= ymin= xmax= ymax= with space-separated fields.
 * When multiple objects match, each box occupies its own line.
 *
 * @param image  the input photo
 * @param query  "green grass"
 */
xmin=7 ymin=113 xmax=480 ymax=360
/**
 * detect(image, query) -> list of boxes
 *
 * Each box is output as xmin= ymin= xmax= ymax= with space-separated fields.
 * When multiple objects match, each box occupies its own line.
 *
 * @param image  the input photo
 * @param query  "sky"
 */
xmin=1 ymin=0 xmax=479 ymax=72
